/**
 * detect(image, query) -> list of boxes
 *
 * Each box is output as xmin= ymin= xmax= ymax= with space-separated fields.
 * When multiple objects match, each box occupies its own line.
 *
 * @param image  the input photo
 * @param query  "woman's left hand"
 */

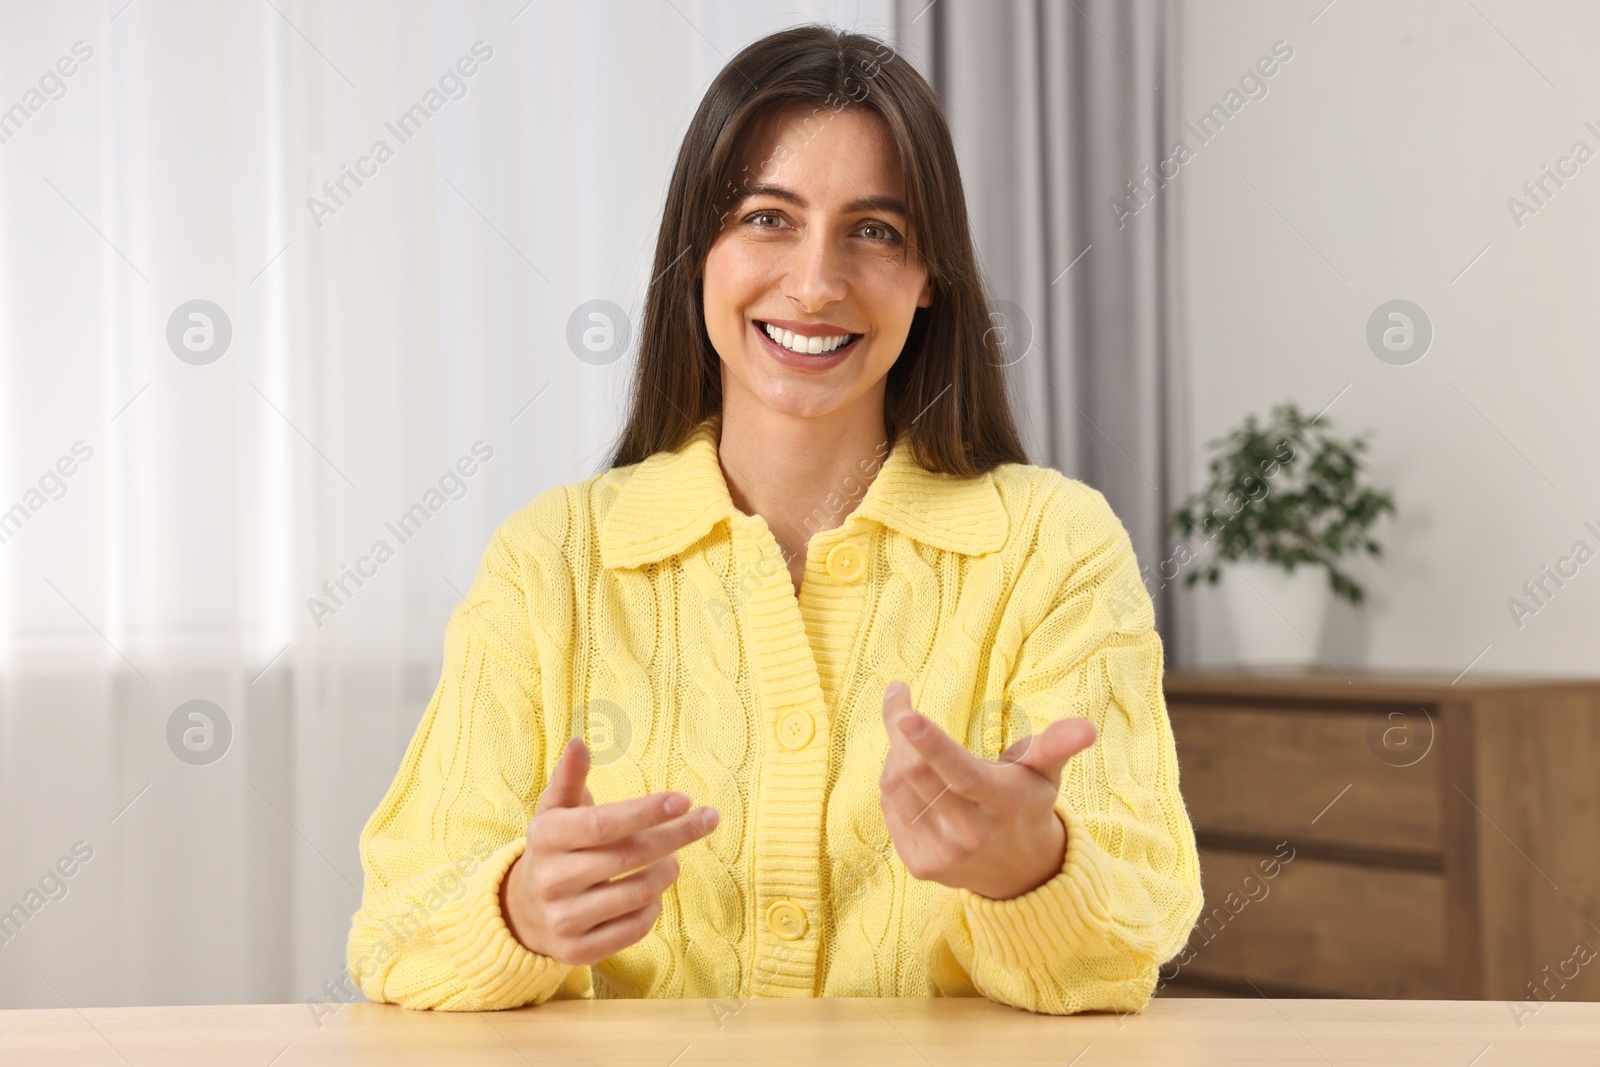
xmin=878 ymin=679 xmax=1098 ymax=900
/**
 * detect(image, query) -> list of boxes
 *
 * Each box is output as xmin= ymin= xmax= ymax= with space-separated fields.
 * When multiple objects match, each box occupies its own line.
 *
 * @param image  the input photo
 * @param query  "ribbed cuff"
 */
xmin=432 ymin=836 xmax=574 ymax=1009
xmin=956 ymin=800 xmax=1131 ymax=970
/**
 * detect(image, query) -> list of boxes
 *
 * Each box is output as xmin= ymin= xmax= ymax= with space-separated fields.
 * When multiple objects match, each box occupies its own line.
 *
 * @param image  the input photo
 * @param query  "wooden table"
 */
xmin=2 ymin=997 xmax=1597 ymax=1065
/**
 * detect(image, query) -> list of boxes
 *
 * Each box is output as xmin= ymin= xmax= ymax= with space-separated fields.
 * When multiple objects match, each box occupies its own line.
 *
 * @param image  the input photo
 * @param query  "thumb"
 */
xmin=1003 ymin=718 xmax=1097 ymax=784
xmin=535 ymin=737 xmax=591 ymax=815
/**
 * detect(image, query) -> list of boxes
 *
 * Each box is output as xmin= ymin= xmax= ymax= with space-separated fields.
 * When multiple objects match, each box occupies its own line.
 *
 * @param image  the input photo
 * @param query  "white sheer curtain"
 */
xmin=0 ymin=0 xmax=892 ymax=1009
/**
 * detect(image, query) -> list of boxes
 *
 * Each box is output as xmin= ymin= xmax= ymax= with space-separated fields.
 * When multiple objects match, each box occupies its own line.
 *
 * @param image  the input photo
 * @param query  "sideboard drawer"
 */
xmin=1177 ymin=846 xmax=1447 ymax=998
xmin=1169 ymin=703 xmax=1442 ymax=854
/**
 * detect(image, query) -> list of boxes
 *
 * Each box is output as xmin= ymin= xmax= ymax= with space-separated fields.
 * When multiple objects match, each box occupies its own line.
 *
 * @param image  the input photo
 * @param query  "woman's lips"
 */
xmin=752 ymin=320 xmax=862 ymax=369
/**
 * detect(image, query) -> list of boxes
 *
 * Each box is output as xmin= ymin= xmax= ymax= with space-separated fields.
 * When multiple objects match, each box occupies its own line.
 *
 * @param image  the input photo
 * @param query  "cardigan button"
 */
xmin=825 ymin=541 xmax=866 ymax=582
xmin=776 ymin=708 xmax=815 ymax=750
xmin=766 ymin=898 xmax=809 ymax=940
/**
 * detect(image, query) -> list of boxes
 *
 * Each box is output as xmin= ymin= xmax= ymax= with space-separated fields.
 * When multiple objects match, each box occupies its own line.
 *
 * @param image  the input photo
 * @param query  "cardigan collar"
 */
xmin=598 ymin=413 xmax=1009 ymax=570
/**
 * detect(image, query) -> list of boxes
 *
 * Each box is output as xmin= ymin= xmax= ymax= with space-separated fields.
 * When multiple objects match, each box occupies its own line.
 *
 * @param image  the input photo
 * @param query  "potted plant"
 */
xmin=1167 ymin=401 xmax=1397 ymax=667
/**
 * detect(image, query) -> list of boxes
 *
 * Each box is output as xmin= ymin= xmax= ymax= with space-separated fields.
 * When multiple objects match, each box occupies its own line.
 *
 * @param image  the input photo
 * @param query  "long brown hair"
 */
xmin=606 ymin=24 xmax=1028 ymax=477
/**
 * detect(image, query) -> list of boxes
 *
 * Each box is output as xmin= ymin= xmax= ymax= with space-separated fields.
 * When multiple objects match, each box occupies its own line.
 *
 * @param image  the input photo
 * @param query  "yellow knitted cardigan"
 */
xmin=347 ymin=413 xmax=1203 ymax=1015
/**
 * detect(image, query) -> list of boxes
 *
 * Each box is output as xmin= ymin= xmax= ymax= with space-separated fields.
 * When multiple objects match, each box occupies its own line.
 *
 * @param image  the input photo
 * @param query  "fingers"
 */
xmin=558 ymin=853 xmax=683 ymax=936
xmin=881 ymin=680 xmax=957 ymax=804
xmin=880 ymin=762 xmax=972 ymax=832
xmin=894 ymin=707 xmax=1009 ymax=807
xmin=880 ymin=690 xmax=981 ymax=830
xmin=880 ymin=679 xmax=1097 ymax=808
xmin=880 ymin=678 xmax=919 ymax=744
xmin=882 ymin=721 xmax=977 ymax=815
xmin=550 ymin=804 xmax=720 ymax=894
xmin=881 ymin=740 xmax=946 ymax=807
xmin=541 ymin=791 xmax=694 ymax=851
xmin=534 ymin=738 xmax=592 ymax=816
xmin=878 ymin=769 xmax=932 ymax=830
xmin=881 ymin=745 xmax=984 ymax=835
xmin=561 ymin=897 xmax=665 ymax=967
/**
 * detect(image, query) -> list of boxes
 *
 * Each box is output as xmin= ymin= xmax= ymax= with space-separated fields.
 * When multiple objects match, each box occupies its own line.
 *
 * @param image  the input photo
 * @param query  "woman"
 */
xmin=347 ymin=24 xmax=1202 ymax=1016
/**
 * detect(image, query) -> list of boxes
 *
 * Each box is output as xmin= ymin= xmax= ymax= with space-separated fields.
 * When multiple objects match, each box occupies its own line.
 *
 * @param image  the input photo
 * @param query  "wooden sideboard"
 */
xmin=1160 ymin=668 xmax=1600 ymax=1002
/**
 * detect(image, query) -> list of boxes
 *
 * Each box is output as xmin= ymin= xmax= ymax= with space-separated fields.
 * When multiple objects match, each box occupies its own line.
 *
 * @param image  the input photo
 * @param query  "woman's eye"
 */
xmin=743 ymin=212 xmax=902 ymax=244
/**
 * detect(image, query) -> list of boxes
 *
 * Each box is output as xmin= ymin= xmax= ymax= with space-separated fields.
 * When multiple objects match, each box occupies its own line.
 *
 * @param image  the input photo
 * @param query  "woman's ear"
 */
xmin=917 ymin=275 xmax=934 ymax=308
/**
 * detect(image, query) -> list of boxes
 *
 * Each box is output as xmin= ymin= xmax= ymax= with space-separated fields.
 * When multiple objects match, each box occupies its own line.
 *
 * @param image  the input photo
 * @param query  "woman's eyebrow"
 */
xmin=741 ymin=182 xmax=909 ymax=218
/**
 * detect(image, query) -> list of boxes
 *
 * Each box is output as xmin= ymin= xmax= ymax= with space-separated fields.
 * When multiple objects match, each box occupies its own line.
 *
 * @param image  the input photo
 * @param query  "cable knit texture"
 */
xmin=347 ymin=412 xmax=1204 ymax=1015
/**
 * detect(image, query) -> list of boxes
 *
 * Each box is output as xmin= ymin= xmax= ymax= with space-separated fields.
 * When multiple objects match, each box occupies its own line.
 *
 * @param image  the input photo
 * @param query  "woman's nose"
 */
xmin=782 ymin=232 xmax=848 ymax=309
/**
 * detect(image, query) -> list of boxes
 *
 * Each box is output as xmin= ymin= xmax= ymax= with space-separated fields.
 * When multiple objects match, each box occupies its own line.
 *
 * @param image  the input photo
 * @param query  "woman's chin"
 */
xmin=741 ymin=379 xmax=855 ymax=421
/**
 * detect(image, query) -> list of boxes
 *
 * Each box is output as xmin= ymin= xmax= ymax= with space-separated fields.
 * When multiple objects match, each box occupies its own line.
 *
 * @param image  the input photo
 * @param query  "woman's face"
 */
xmin=701 ymin=104 xmax=933 ymax=427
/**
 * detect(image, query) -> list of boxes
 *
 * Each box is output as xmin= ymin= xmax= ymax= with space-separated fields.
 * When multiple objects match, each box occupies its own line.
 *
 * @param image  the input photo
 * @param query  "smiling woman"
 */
xmin=347 ymin=23 xmax=1202 ymax=1020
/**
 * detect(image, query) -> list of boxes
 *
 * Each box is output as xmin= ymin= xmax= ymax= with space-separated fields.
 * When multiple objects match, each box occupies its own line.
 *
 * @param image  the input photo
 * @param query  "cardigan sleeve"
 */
xmin=345 ymin=514 xmax=591 ymax=1011
xmin=920 ymin=479 xmax=1204 ymax=1015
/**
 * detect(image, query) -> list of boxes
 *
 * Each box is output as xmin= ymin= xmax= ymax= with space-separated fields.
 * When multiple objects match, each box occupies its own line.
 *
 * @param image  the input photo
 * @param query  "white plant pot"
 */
xmin=1220 ymin=559 xmax=1332 ymax=669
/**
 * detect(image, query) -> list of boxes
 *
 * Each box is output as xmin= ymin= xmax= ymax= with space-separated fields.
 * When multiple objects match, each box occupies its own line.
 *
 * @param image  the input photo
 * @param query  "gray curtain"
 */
xmin=893 ymin=0 xmax=1191 ymax=661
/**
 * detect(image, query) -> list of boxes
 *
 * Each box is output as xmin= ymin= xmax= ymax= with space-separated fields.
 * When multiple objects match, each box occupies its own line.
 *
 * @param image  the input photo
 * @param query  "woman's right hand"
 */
xmin=499 ymin=737 xmax=720 ymax=965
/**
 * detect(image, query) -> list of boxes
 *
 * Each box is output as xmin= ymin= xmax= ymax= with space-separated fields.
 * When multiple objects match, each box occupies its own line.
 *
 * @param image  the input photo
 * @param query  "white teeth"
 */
xmin=761 ymin=322 xmax=857 ymax=354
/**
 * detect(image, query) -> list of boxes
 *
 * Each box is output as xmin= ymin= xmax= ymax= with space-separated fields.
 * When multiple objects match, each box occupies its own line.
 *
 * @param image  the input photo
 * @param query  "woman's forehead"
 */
xmin=735 ymin=105 xmax=905 ymax=197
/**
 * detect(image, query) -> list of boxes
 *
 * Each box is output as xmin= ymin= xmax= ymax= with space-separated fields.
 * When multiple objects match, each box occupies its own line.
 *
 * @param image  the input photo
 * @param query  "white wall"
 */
xmin=1173 ymin=0 xmax=1600 ymax=674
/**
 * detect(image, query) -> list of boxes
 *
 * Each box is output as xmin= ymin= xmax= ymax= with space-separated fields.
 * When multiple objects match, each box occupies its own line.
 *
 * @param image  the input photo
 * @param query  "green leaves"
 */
xmin=1166 ymin=401 xmax=1397 ymax=606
